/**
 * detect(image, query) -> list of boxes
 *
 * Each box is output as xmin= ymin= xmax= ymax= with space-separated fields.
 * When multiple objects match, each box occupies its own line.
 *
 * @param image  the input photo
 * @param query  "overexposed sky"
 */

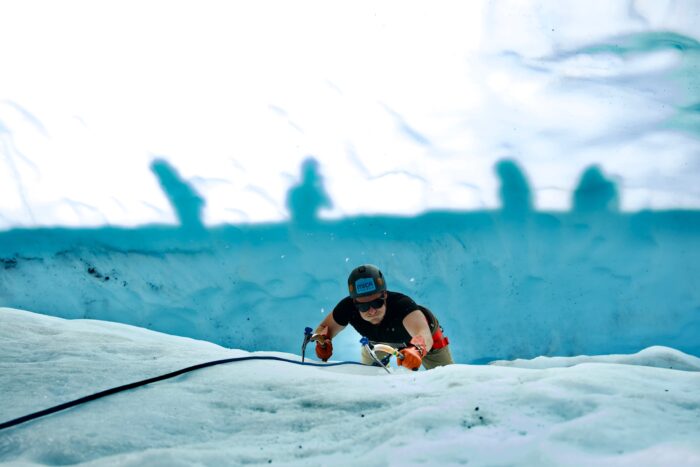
xmin=1 ymin=0 xmax=699 ymax=227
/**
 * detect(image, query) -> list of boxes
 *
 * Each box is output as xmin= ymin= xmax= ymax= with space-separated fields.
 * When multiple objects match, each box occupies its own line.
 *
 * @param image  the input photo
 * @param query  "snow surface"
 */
xmin=1 ymin=308 xmax=699 ymax=466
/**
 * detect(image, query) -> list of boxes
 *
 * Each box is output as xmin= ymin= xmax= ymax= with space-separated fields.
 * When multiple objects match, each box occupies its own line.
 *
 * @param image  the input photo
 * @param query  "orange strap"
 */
xmin=431 ymin=326 xmax=450 ymax=350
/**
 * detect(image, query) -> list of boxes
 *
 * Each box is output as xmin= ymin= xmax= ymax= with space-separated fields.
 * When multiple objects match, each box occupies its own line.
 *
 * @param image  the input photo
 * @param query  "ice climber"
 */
xmin=313 ymin=264 xmax=454 ymax=370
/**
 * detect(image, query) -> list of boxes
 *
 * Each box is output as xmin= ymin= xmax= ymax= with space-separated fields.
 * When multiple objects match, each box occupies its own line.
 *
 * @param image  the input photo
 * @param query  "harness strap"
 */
xmin=431 ymin=326 xmax=450 ymax=350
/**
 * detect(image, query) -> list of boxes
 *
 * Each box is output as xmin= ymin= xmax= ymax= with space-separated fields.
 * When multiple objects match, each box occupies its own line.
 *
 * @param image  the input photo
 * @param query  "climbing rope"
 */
xmin=0 ymin=355 xmax=365 ymax=431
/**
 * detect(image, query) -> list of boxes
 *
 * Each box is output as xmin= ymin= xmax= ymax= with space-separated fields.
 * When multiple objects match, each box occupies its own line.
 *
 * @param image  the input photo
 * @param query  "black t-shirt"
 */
xmin=332 ymin=291 xmax=438 ymax=346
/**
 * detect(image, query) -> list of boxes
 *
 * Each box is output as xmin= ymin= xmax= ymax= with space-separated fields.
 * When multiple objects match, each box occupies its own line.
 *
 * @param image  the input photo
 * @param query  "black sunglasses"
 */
xmin=354 ymin=297 xmax=386 ymax=312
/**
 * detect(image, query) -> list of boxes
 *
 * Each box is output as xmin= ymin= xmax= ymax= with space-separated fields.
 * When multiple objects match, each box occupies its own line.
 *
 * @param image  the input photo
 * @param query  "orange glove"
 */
xmin=398 ymin=336 xmax=427 ymax=371
xmin=315 ymin=340 xmax=333 ymax=361
xmin=314 ymin=326 xmax=333 ymax=362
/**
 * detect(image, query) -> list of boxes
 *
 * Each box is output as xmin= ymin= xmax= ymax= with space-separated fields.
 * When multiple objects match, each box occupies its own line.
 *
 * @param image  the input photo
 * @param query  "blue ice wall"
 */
xmin=1 ymin=159 xmax=698 ymax=363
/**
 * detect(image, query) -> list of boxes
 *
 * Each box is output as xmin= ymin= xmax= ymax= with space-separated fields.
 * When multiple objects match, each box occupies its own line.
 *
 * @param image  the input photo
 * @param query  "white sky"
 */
xmin=1 ymin=1 xmax=699 ymax=227
xmin=2 ymin=307 xmax=699 ymax=465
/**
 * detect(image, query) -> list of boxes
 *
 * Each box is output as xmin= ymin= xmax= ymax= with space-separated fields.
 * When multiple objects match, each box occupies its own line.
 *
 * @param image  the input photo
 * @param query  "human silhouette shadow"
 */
xmin=573 ymin=165 xmax=619 ymax=214
xmin=286 ymin=157 xmax=332 ymax=227
xmin=150 ymin=158 xmax=206 ymax=235
xmin=496 ymin=159 xmax=533 ymax=218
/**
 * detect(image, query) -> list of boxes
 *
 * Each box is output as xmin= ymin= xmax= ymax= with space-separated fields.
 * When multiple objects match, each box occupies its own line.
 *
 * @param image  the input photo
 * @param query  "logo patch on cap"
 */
xmin=354 ymin=277 xmax=376 ymax=294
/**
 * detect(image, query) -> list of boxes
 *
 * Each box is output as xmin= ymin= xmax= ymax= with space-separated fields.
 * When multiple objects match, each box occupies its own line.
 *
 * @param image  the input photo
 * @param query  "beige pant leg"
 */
xmin=422 ymin=345 xmax=455 ymax=369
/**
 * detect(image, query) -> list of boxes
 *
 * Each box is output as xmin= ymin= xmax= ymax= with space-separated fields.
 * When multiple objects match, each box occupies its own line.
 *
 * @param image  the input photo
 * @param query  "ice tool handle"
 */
xmin=301 ymin=327 xmax=313 ymax=363
xmin=302 ymin=326 xmax=330 ymax=363
xmin=360 ymin=337 xmax=405 ymax=374
xmin=360 ymin=337 xmax=404 ymax=360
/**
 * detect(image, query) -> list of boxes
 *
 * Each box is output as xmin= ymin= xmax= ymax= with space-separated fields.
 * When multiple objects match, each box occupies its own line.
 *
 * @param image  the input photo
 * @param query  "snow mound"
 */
xmin=2 ymin=308 xmax=700 ymax=466
xmin=489 ymin=346 xmax=700 ymax=372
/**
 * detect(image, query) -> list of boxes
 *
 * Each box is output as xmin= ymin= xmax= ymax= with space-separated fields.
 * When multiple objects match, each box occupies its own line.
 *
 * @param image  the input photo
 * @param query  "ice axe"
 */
xmin=301 ymin=327 xmax=330 ymax=363
xmin=360 ymin=337 xmax=403 ymax=374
